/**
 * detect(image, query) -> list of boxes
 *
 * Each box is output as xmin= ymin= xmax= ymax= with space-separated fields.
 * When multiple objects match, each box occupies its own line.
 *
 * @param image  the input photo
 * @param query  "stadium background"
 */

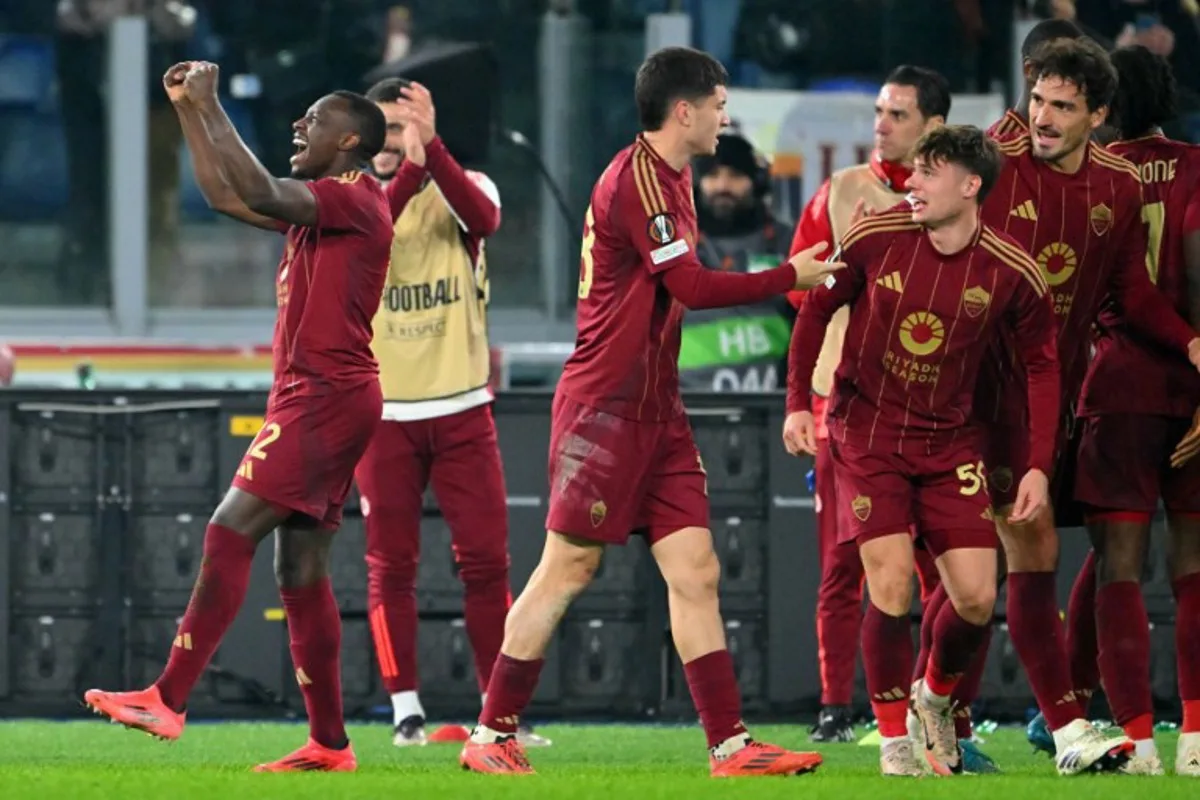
xmin=0 ymin=0 xmax=1196 ymax=725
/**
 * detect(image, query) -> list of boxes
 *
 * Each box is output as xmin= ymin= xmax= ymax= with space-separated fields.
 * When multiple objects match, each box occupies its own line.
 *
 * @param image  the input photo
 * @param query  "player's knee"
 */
xmin=456 ymin=547 xmax=511 ymax=588
xmin=274 ymin=545 xmax=328 ymax=588
xmin=1094 ymin=551 xmax=1142 ymax=585
xmin=998 ymin=517 xmax=1058 ymax=572
xmin=863 ymin=566 xmax=912 ymax=616
xmin=539 ymin=534 xmax=604 ymax=596
xmin=950 ymin=583 xmax=996 ymax=626
xmin=662 ymin=546 xmax=721 ymax=604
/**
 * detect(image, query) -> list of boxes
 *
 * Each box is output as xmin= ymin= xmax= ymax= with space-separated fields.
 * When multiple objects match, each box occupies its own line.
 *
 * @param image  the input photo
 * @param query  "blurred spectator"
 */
xmin=678 ymin=132 xmax=795 ymax=393
xmin=1074 ymin=1 xmax=1200 ymax=138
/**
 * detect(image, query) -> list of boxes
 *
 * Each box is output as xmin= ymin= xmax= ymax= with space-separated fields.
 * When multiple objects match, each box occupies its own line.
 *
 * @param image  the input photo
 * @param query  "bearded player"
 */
xmin=1046 ymin=45 xmax=1200 ymax=776
xmin=83 ymin=62 xmax=391 ymax=773
xmin=973 ymin=38 xmax=1200 ymax=774
xmin=351 ymin=78 xmax=549 ymax=748
xmin=784 ymin=125 xmax=1060 ymax=776
xmin=988 ymin=18 xmax=1086 ymax=139
xmin=459 ymin=46 xmax=841 ymax=777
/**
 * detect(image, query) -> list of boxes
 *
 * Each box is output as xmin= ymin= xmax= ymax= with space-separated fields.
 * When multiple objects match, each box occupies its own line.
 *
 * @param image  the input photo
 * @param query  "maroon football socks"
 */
xmin=1175 ymin=573 xmax=1200 ymax=732
xmin=1007 ymin=571 xmax=1085 ymax=730
xmin=683 ymin=649 xmax=748 ymax=748
xmin=1066 ymin=550 xmax=1100 ymax=705
xmin=926 ymin=601 xmax=991 ymax=697
xmin=479 ymin=654 xmax=545 ymax=734
xmin=281 ymin=577 xmax=348 ymax=749
xmin=155 ymin=524 xmax=257 ymax=712
xmin=862 ymin=603 xmax=912 ymax=738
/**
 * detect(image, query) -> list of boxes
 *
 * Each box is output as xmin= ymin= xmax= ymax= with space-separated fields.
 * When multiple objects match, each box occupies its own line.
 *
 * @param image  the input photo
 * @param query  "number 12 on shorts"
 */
xmin=237 ymin=422 xmax=282 ymax=481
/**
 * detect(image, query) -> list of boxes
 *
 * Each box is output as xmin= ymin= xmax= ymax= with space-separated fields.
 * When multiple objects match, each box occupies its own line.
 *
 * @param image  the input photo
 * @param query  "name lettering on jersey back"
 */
xmin=1137 ymin=158 xmax=1177 ymax=185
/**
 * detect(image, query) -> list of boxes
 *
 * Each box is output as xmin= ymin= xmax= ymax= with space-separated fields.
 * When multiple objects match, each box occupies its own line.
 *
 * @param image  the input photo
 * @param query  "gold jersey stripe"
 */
xmin=840 ymin=212 xmax=919 ymax=250
xmin=1089 ymin=142 xmax=1143 ymax=181
xmin=633 ymin=148 xmax=667 ymax=218
xmin=980 ymin=230 xmax=1049 ymax=296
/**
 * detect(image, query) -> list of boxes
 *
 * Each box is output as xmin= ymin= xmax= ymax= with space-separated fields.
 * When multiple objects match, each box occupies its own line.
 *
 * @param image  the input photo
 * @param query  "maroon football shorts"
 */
xmin=545 ymin=393 xmax=709 ymax=545
xmin=1075 ymin=414 xmax=1200 ymax=516
xmin=981 ymin=421 xmax=1082 ymax=525
xmin=231 ymin=382 xmax=383 ymax=529
xmin=827 ymin=436 xmax=997 ymax=557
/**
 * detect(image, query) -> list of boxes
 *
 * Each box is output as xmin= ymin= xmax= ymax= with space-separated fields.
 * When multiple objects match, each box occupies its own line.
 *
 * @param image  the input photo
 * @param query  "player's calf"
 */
xmin=913 ymin=549 xmax=996 ymax=775
xmin=466 ymin=531 xmax=599 ymax=766
xmin=1088 ymin=514 xmax=1157 ymax=761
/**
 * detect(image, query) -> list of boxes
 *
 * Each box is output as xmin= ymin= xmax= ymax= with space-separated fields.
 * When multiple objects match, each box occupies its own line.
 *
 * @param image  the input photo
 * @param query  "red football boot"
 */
xmin=253 ymin=737 xmax=357 ymax=772
xmin=459 ymin=736 xmax=535 ymax=774
xmin=83 ymin=685 xmax=185 ymax=741
xmin=710 ymin=740 xmax=824 ymax=777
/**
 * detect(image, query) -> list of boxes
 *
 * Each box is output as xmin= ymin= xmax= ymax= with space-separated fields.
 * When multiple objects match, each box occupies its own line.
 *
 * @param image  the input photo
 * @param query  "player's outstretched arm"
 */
xmin=1008 ymin=278 xmax=1060 ymax=524
xmin=183 ymin=62 xmax=318 ymax=227
xmin=784 ymin=179 xmax=835 ymax=310
xmin=164 ymin=63 xmax=283 ymax=232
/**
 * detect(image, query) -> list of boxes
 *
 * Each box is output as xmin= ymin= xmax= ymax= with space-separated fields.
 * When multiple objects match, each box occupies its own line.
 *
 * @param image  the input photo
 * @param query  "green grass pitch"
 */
xmin=0 ymin=720 xmax=1194 ymax=798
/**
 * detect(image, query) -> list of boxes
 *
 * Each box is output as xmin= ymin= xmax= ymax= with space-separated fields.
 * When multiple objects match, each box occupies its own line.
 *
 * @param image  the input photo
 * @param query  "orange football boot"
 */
xmin=253 ymin=737 xmax=358 ymax=772
xmin=710 ymin=741 xmax=824 ymax=777
xmin=83 ymin=685 xmax=185 ymax=741
xmin=459 ymin=737 xmax=535 ymax=774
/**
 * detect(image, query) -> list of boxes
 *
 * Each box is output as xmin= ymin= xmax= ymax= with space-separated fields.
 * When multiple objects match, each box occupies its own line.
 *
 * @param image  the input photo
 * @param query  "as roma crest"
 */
xmin=851 ymin=495 xmax=872 ymax=522
xmin=962 ymin=286 xmax=992 ymax=318
xmin=1089 ymin=203 xmax=1112 ymax=237
xmin=590 ymin=500 xmax=607 ymax=528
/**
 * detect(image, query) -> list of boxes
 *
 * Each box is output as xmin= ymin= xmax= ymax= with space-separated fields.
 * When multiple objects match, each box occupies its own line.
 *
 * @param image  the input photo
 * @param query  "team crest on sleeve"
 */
xmin=647 ymin=213 xmax=677 ymax=244
xmin=962 ymin=286 xmax=992 ymax=318
xmin=1089 ymin=203 xmax=1112 ymax=236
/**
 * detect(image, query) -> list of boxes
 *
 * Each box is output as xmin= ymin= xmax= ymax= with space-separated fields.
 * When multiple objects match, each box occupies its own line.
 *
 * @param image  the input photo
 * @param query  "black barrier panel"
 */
xmin=0 ymin=389 xmax=1160 ymax=722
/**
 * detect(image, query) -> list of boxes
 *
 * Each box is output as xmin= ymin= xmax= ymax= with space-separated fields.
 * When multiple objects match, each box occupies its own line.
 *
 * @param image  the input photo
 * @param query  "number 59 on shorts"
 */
xmin=957 ymin=461 xmax=987 ymax=496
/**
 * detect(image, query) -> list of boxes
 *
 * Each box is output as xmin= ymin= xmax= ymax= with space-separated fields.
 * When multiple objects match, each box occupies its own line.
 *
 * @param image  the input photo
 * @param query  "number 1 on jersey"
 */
xmin=1142 ymin=201 xmax=1165 ymax=284
xmin=578 ymin=205 xmax=596 ymax=300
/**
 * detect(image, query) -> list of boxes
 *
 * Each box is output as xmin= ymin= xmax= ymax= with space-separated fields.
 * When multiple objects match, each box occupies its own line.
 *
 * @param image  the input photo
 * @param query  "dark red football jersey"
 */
xmin=271 ymin=170 xmax=392 ymax=405
xmin=975 ymin=133 xmax=1195 ymax=430
xmin=987 ymin=108 xmax=1027 ymax=140
xmin=556 ymin=134 xmax=794 ymax=421
xmin=1079 ymin=135 xmax=1200 ymax=418
xmin=787 ymin=208 xmax=1060 ymax=471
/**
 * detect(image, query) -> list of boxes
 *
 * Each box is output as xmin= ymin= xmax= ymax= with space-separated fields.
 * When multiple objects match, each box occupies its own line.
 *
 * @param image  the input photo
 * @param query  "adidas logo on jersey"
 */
xmin=876 ymin=271 xmax=904 ymax=292
xmin=1009 ymin=200 xmax=1037 ymax=221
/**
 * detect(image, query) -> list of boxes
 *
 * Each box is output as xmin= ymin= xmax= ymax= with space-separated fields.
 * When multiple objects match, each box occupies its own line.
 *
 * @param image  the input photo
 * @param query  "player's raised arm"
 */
xmin=1109 ymin=183 xmax=1200 ymax=367
xmin=179 ymin=63 xmax=320 ymax=226
xmin=163 ymin=63 xmax=284 ymax=232
xmin=401 ymin=83 xmax=501 ymax=236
